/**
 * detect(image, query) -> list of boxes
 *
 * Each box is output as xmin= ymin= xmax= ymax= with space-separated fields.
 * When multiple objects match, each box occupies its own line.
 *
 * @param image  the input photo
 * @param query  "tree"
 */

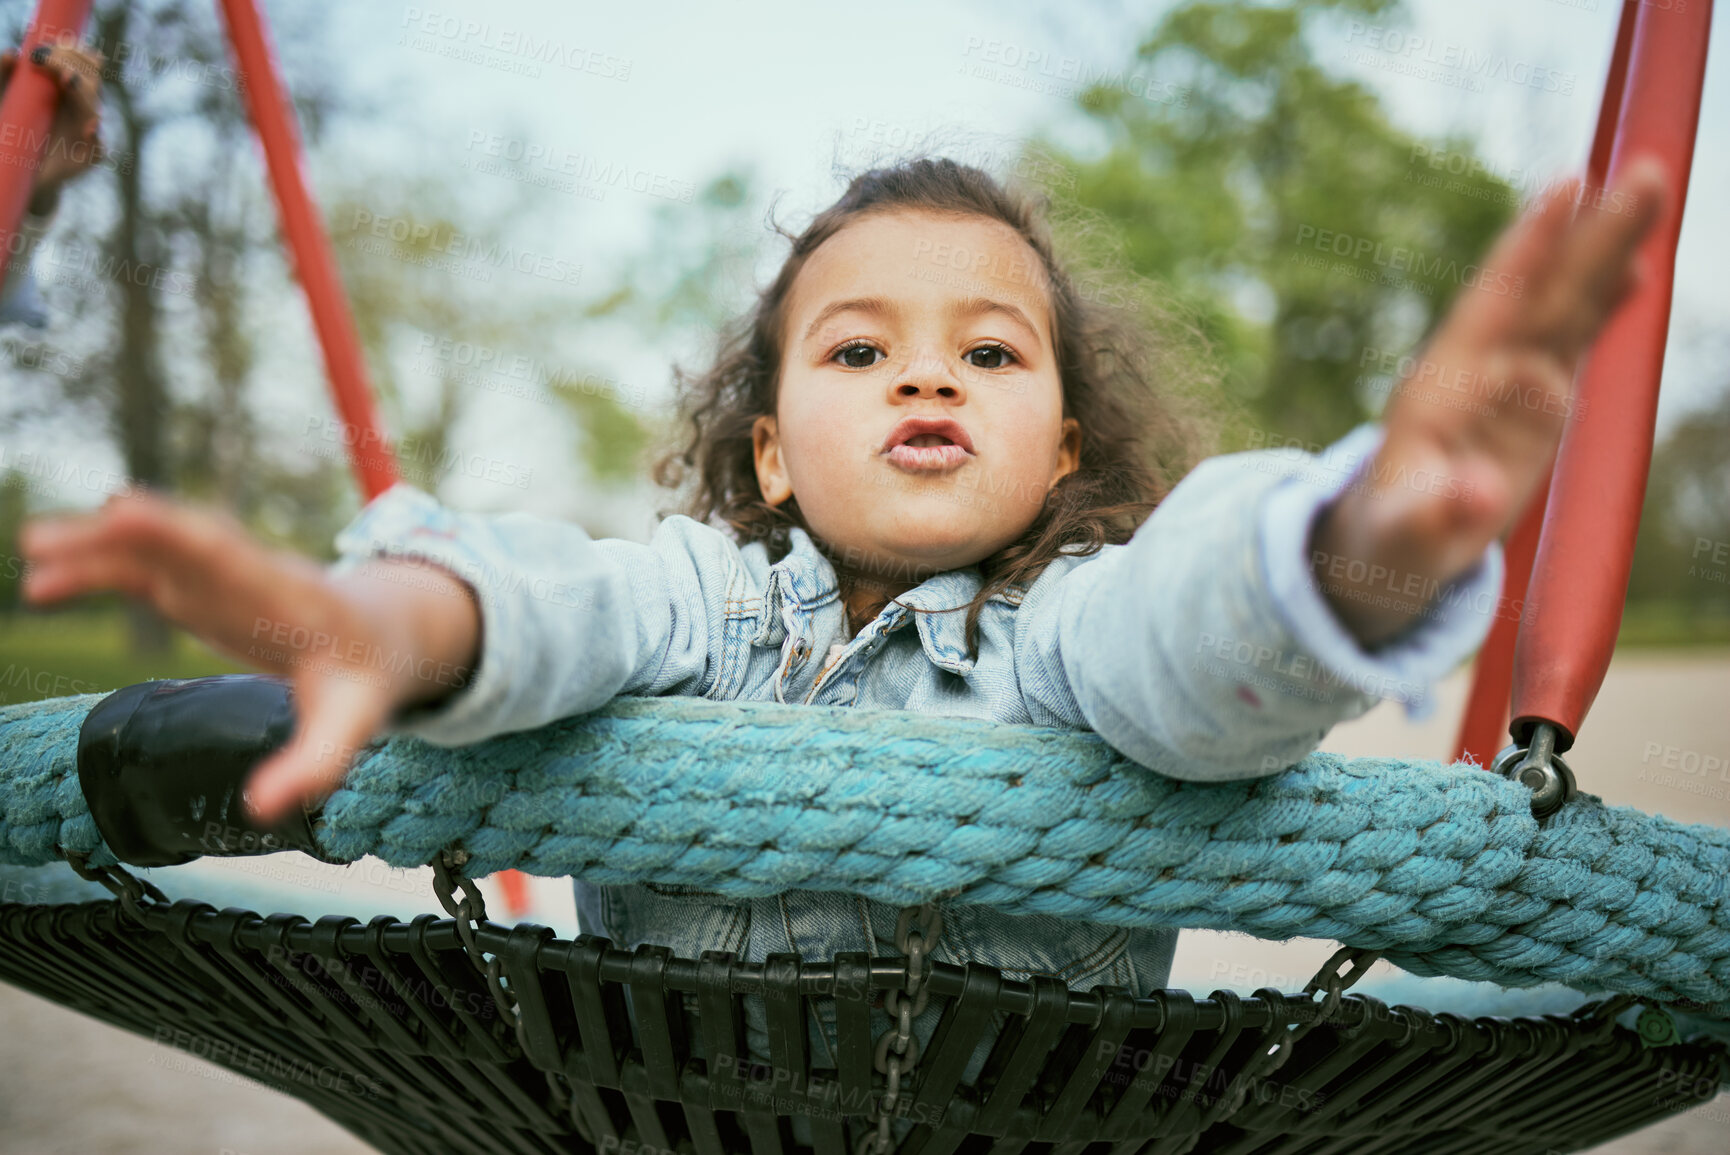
xmin=0 ymin=0 xmax=344 ymax=650
xmin=1039 ymin=0 xmax=1517 ymax=447
xmin=1626 ymin=383 xmax=1730 ymax=617
xmin=323 ymin=174 xmax=651 ymax=526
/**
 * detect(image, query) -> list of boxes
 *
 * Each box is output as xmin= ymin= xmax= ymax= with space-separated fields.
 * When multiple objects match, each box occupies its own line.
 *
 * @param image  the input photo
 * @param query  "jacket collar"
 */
xmin=750 ymin=527 xmax=837 ymax=646
xmin=882 ymin=572 xmax=982 ymax=676
xmin=750 ymin=528 xmax=990 ymax=676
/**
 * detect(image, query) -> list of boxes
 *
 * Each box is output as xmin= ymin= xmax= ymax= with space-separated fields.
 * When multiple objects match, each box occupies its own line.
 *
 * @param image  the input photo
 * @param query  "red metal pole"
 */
xmin=1450 ymin=0 xmax=1641 ymax=768
xmin=1451 ymin=496 xmax=1543 ymax=766
xmin=214 ymin=0 xmax=398 ymax=501
xmin=1508 ymin=0 xmax=1711 ymax=750
xmin=0 ymin=0 xmax=93 ymax=286
xmin=495 ymin=869 xmax=530 ymax=918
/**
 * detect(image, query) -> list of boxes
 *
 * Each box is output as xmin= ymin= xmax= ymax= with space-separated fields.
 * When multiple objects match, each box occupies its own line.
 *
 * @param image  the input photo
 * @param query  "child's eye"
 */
xmin=965 ymin=342 xmax=1017 ymax=370
xmin=833 ymin=341 xmax=883 ymax=369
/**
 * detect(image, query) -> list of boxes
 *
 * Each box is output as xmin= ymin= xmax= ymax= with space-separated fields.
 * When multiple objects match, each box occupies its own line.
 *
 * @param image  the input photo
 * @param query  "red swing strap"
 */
xmin=216 ymin=0 xmax=399 ymax=500
xmin=1450 ymin=0 xmax=1639 ymax=764
xmin=0 ymin=0 xmax=93 ymax=288
xmin=1453 ymin=0 xmax=1712 ymax=766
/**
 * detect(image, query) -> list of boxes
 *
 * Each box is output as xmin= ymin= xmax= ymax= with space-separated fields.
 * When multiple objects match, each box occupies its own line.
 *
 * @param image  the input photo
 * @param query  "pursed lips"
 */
xmin=881 ymin=417 xmax=975 ymax=474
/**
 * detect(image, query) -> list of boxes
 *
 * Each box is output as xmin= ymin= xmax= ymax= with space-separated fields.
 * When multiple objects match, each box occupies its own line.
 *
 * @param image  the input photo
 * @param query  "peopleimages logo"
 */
xmin=959 ymin=36 xmax=1189 ymax=106
xmin=399 ymin=8 xmax=632 ymax=80
xmin=412 ymin=333 xmax=651 ymax=410
xmin=301 ymin=416 xmax=536 ymax=490
xmin=0 ymin=121 xmax=133 ymax=176
xmin=1191 ymin=631 xmax=1425 ymax=708
xmin=0 ymin=446 xmax=140 ymax=499
xmin=345 ymin=210 xmax=583 ymax=286
xmin=1293 ymin=224 xmax=1525 ymax=298
xmin=1343 ymin=22 xmax=1576 ymax=95
xmin=463 ymin=132 xmax=695 ymax=203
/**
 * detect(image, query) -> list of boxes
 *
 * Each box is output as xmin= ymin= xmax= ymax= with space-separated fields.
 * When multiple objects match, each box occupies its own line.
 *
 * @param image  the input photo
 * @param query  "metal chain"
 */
xmin=64 ymin=850 xmax=171 ymax=925
xmin=856 ymin=902 xmax=943 ymax=1155
xmin=430 ymin=849 xmax=581 ymax=1132
xmin=1210 ymin=946 xmax=1383 ymax=1125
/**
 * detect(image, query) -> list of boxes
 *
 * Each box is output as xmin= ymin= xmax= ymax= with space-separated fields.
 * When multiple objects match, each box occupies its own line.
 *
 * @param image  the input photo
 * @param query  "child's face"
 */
xmin=754 ymin=209 xmax=1080 ymax=586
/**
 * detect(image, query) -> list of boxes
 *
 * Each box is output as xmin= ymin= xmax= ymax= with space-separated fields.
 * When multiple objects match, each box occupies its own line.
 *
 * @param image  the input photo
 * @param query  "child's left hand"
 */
xmin=1310 ymin=157 xmax=1670 ymax=647
xmin=0 ymin=40 xmax=107 ymax=214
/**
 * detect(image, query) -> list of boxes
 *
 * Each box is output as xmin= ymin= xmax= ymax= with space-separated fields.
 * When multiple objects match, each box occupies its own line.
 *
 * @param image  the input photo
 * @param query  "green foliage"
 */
xmin=326 ymin=181 xmax=649 ymax=494
xmin=0 ymin=478 xmax=26 ymax=615
xmin=573 ymin=167 xmax=769 ymax=483
xmin=1626 ymin=386 xmax=1730 ymax=614
xmin=1040 ymin=0 xmax=1515 ymax=447
xmin=611 ymin=168 xmax=766 ymax=337
xmin=551 ymin=384 xmax=651 ymax=483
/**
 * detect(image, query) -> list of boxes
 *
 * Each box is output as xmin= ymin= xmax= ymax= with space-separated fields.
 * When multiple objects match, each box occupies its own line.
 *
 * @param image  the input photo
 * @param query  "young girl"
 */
xmin=21 ymin=153 xmax=1663 ymax=1128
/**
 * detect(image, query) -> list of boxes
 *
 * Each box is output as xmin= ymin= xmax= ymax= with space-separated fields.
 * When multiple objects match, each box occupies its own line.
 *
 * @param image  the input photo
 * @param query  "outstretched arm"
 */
xmin=1018 ymin=158 xmax=1667 ymax=781
xmin=20 ymin=492 xmax=482 ymax=823
xmin=20 ymin=486 xmax=736 ymax=822
xmin=324 ymin=488 xmax=733 ymax=745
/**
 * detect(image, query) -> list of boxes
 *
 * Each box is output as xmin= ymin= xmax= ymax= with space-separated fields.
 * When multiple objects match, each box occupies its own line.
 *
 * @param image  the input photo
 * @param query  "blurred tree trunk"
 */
xmin=179 ymin=120 xmax=261 ymax=522
xmin=96 ymin=4 xmax=173 ymax=655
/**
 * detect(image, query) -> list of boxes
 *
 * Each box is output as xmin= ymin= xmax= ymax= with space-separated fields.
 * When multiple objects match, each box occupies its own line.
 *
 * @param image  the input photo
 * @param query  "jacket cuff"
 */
xmin=1257 ymin=422 xmax=1507 ymax=722
xmin=327 ymin=482 xmax=519 ymax=746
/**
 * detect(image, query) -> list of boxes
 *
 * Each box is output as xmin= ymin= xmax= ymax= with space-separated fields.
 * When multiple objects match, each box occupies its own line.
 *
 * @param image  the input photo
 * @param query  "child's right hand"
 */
xmin=19 ymin=490 xmax=480 ymax=824
xmin=1310 ymin=157 xmax=1669 ymax=647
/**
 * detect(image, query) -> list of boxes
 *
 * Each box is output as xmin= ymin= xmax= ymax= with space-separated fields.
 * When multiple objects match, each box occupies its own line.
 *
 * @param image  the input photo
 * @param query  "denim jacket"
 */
xmin=329 ymin=421 xmax=1503 ymax=1109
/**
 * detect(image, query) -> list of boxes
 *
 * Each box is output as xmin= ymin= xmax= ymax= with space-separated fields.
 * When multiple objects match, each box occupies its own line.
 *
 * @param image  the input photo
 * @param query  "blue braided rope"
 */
xmin=5 ymin=691 xmax=1730 ymax=1019
xmin=0 ymin=693 xmax=113 ymax=868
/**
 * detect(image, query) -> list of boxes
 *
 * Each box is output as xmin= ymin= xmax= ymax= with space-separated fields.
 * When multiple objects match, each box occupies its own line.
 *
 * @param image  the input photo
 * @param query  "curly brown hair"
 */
xmin=654 ymin=155 xmax=1223 ymax=658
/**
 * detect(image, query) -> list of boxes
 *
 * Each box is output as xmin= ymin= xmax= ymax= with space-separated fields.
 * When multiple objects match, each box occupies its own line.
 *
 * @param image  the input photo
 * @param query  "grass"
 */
xmin=0 ymin=606 xmax=244 ymax=708
xmin=1 ymin=600 xmax=1725 ymax=710
xmin=1614 ymin=601 xmax=1730 ymax=648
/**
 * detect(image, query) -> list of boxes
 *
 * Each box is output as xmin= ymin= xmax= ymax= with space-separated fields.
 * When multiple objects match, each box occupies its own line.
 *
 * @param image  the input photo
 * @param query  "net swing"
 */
xmin=0 ymin=2 xmax=1721 ymax=1153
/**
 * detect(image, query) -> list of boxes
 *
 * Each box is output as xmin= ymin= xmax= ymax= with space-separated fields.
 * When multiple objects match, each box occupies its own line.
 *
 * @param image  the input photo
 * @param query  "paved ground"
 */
xmin=1 ymin=651 xmax=1725 ymax=1153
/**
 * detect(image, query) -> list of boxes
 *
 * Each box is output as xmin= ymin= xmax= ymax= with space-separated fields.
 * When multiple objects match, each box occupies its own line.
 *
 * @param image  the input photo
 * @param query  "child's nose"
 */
xmin=895 ymin=380 xmax=960 ymax=399
xmin=891 ymin=357 xmax=964 ymax=401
